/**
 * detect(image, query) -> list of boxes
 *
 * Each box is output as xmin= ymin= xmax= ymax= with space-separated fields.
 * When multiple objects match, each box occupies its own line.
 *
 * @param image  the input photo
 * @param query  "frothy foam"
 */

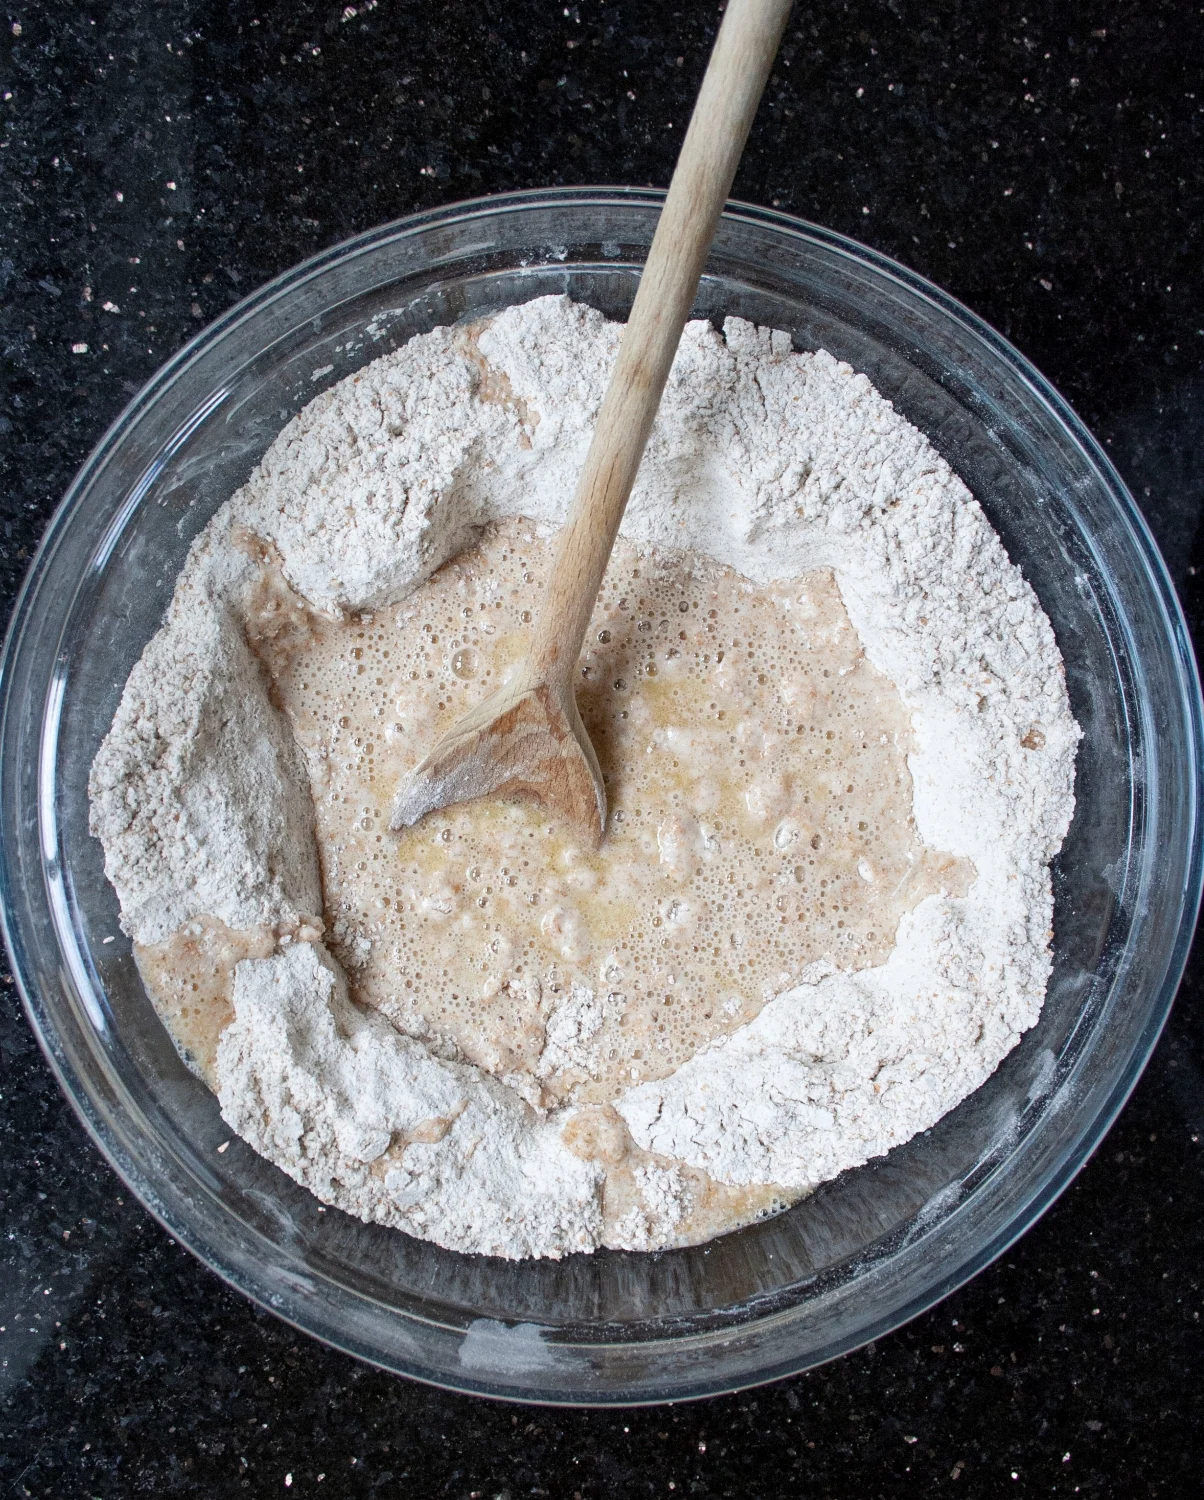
xmin=240 ymin=517 xmax=973 ymax=1112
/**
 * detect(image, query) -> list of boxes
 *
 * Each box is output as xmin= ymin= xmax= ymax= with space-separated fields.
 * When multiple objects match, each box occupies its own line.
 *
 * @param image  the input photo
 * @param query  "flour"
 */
xmin=90 ymin=294 xmax=1080 ymax=1258
xmin=215 ymin=941 xmax=602 ymax=1257
xmin=610 ymin=1163 xmax=689 ymax=1252
xmin=537 ymin=983 xmax=614 ymax=1082
xmin=89 ymin=600 xmax=321 ymax=945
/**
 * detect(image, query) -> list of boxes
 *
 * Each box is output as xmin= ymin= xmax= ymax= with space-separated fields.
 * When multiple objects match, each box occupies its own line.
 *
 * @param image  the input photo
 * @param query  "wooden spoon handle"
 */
xmin=528 ymin=0 xmax=794 ymax=687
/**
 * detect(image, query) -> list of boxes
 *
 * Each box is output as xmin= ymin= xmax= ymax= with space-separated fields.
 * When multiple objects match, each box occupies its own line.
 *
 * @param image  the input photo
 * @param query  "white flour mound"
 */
xmin=90 ymin=295 xmax=1080 ymax=1258
xmin=216 ymin=942 xmax=601 ymax=1258
xmin=89 ymin=601 xmax=321 ymax=945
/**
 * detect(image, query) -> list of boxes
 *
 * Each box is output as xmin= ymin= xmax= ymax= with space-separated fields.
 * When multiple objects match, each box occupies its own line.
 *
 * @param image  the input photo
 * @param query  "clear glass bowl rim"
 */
xmin=2 ymin=186 xmax=1201 ymax=1405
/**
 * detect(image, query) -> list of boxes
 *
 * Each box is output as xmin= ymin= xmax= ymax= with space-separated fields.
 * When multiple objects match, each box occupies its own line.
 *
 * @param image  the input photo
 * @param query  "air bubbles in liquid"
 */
xmin=451 ymin=647 xmax=479 ymax=680
xmin=265 ymin=516 xmax=954 ymax=1123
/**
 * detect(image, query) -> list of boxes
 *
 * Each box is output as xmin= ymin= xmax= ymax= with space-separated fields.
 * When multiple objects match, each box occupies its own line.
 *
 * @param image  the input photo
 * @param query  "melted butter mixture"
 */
xmin=240 ymin=517 xmax=973 ymax=1111
xmin=135 ymin=917 xmax=277 ymax=1088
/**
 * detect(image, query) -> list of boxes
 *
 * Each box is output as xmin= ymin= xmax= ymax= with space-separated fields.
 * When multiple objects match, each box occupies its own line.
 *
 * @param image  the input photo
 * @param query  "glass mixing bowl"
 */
xmin=2 ymin=189 xmax=1200 ymax=1404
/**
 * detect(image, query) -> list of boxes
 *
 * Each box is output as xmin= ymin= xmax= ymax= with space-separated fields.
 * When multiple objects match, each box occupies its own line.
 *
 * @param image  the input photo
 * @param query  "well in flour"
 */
xmin=89 ymin=294 xmax=1079 ymax=1259
xmin=242 ymin=519 xmax=974 ymax=1115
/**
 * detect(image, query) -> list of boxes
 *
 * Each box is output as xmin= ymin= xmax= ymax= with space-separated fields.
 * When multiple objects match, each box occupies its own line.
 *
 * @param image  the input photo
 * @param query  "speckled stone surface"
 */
xmin=1 ymin=1 xmax=1201 ymax=1495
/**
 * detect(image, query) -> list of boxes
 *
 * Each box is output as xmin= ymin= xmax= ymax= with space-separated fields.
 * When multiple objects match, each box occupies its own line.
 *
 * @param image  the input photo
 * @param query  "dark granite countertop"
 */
xmin=1 ymin=1 xmax=1201 ymax=1494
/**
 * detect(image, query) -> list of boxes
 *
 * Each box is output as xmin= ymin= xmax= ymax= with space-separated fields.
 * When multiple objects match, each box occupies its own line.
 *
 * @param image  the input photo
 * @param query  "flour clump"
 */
xmin=89 ymin=295 xmax=1080 ymax=1259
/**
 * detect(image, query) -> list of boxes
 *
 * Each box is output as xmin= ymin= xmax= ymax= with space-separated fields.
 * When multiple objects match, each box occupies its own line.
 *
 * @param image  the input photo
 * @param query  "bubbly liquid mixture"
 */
xmin=234 ymin=517 xmax=972 ymax=1110
xmin=136 ymin=917 xmax=310 ymax=1089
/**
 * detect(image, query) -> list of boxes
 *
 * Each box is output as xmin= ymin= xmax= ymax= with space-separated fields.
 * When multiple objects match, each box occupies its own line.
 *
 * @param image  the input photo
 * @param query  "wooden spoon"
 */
xmin=391 ymin=0 xmax=794 ymax=846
